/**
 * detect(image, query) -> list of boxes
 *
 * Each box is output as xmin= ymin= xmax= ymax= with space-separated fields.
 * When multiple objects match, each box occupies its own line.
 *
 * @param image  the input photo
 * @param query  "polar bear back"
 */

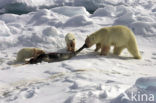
xmin=16 ymin=48 xmax=43 ymax=62
xmin=95 ymin=25 xmax=136 ymax=47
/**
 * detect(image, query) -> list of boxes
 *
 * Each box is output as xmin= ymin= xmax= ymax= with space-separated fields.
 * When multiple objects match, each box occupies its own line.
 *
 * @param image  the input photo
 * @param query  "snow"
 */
xmin=131 ymin=22 xmax=156 ymax=36
xmin=0 ymin=0 xmax=156 ymax=14
xmin=112 ymin=77 xmax=156 ymax=103
xmin=63 ymin=15 xmax=93 ymax=27
xmin=91 ymin=5 xmax=115 ymax=17
xmin=0 ymin=0 xmax=156 ymax=103
xmin=51 ymin=6 xmax=90 ymax=17
xmin=0 ymin=20 xmax=11 ymax=36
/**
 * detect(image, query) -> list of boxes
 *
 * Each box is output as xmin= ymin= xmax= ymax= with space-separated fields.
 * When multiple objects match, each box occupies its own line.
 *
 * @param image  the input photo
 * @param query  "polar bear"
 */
xmin=85 ymin=25 xmax=141 ymax=59
xmin=16 ymin=48 xmax=45 ymax=62
xmin=65 ymin=33 xmax=75 ymax=52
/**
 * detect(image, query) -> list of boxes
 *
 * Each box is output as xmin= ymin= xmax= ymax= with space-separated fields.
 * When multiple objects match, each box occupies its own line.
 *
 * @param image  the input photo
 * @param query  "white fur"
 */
xmin=65 ymin=33 xmax=75 ymax=52
xmin=16 ymin=48 xmax=45 ymax=62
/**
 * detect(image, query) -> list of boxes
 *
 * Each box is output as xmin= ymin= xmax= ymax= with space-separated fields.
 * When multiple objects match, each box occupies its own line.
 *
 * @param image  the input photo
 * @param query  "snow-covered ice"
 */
xmin=0 ymin=0 xmax=156 ymax=103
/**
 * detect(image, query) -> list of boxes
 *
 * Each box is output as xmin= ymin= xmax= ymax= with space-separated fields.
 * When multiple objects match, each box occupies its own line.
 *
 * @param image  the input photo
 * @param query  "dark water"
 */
xmin=1 ymin=3 xmax=36 ymax=15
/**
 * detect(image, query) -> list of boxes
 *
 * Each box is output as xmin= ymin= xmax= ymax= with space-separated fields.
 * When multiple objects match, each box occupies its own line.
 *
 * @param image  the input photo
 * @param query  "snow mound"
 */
xmin=91 ymin=5 xmax=115 ymax=17
xmin=114 ymin=6 xmax=135 ymax=26
xmin=52 ymin=6 xmax=90 ymax=17
xmin=42 ymin=26 xmax=65 ymax=47
xmin=0 ymin=14 xmax=18 ymax=23
xmin=135 ymin=77 xmax=156 ymax=89
xmin=28 ymin=9 xmax=52 ymax=26
xmin=63 ymin=15 xmax=93 ymax=27
xmin=131 ymin=22 xmax=156 ymax=36
xmin=42 ymin=26 xmax=58 ymax=37
xmin=27 ymin=9 xmax=65 ymax=27
xmin=0 ymin=20 xmax=11 ymax=36
xmin=17 ymin=26 xmax=64 ymax=48
xmin=112 ymin=77 xmax=156 ymax=103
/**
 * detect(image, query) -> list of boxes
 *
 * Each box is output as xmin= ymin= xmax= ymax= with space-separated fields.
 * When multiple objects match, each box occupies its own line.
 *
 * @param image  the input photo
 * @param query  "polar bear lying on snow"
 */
xmin=16 ymin=48 xmax=45 ymax=62
xmin=65 ymin=33 xmax=75 ymax=52
xmin=85 ymin=25 xmax=141 ymax=59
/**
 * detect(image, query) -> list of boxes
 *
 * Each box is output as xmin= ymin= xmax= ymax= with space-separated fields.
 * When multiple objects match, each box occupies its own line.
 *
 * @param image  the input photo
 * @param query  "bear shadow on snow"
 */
xmin=71 ymin=51 xmax=134 ymax=61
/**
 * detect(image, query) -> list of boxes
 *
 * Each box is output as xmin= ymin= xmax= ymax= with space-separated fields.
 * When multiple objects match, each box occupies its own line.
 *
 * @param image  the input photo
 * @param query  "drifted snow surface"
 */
xmin=0 ymin=1 xmax=156 ymax=103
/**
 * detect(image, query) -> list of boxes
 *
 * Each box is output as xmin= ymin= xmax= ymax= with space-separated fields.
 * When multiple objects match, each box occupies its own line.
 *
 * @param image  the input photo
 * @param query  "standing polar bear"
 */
xmin=65 ymin=33 xmax=76 ymax=52
xmin=16 ymin=48 xmax=45 ymax=63
xmin=85 ymin=25 xmax=141 ymax=59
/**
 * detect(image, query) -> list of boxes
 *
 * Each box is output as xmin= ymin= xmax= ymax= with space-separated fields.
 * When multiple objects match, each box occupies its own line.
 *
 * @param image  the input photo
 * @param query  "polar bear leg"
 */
xmin=67 ymin=42 xmax=75 ymax=52
xmin=67 ymin=43 xmax=71 ymax=51
xmin=71 ymin=41 xmax=75 ymax=52
xmin=100 ymin=45 xmax=110 ymax=55
xmin=113 ymin=46 xmax=125 ymax=56
xmin=95 ymin=43 xmax=101 ymax=52
xmin=127 ymin=45 xmax=141 ymax=59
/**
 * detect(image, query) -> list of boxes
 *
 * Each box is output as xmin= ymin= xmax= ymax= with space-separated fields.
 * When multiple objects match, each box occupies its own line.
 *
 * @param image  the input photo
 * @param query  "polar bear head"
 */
xmin=85 ymin=35 xmax=95 ymax=48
